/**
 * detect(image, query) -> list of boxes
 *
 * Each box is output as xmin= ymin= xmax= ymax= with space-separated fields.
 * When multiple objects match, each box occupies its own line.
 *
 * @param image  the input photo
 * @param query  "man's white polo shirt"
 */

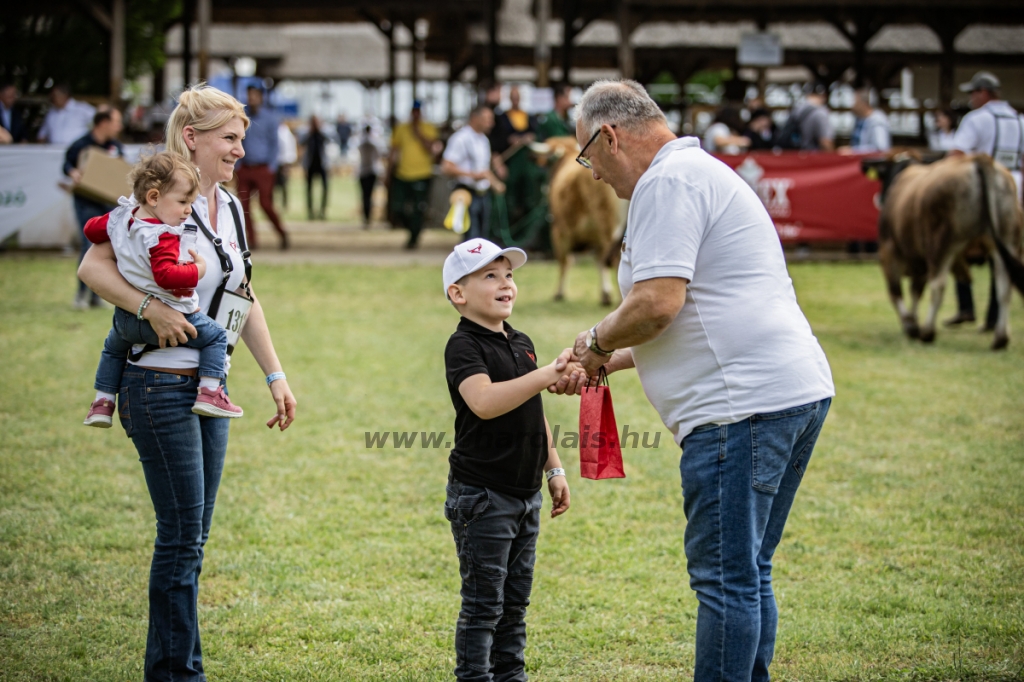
xmin=38 ymin=98 xmax=96 ymax=146
xmin=443 ymin=124 xmax=492 ymax=192
xmin=953 ymin=99 xmax=1024 ymax=201
xmin=618 ymin=137 xmax=834 ymax=444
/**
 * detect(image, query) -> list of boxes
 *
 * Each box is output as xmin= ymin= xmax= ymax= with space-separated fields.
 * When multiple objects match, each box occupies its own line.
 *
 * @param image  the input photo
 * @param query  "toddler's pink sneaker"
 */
xmin=84 ymin=398 xmax=115 ymax=428
xmin=191 ymin=387 xmax=243 ymax=418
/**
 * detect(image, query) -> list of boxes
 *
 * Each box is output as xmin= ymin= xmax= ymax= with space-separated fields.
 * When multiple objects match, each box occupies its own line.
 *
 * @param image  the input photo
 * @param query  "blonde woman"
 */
xmin=78 ymin=84 xmax=296 ymax=680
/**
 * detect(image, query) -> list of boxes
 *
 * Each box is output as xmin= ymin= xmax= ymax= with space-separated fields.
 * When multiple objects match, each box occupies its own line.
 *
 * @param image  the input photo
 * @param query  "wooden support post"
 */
xmin=830 ymin=15 xmax=884 ymax=88
xmin=197 ymin=0 xmax=211 ymax=81
xmin=926 ymin=15 xmax=965 ymax=105
xmin=447 ymin=77 xmax=455 ymax=124
xmin=153 ymin=66 xmax=166 ymax=104
xmin=412 ymin=25 xmax=420 ymax=102
xmin=938 ymin=33 xmax=957 ymax=105
xmin=561 ymin=0 xmax=578 ymax=83
xmin=388 ymin=23 xmax=397 ymax=128
xmin=182 ymin=0 xmax=194 ymax=87
xmin=617 ymin=1 xmax=634 ymax=80
xmin=110 ymin=0 xmax=125 ymax=101
xmin=447 ymin=56 xmax=457 ymax=124
xmin=486 ymin=0 xmax=498 ymax=83
xmin=535 ymin=0 xmax=551 ymax=87
xmin=853 ymin=38 xmax=866 ymax=87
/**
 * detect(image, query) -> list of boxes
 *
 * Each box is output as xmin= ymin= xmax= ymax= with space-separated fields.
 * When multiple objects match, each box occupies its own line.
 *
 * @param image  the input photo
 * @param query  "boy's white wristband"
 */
xmin=266 ymin=372 xmax=286 ymax=386
xmin=545 ymin=467 xmax=566 ymax=481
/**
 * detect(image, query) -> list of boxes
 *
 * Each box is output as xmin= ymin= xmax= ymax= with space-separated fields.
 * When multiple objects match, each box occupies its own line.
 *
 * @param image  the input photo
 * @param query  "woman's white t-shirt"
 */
xmin=129 ymin=187 xmax=248 ymax=373
xmin=618 ymin=137 xmax=835 ymax=445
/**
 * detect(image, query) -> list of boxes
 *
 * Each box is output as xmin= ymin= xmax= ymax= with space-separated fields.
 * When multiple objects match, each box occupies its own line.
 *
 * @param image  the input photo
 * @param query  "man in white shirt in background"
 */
xmin=551 ymin=80 xmax=835 ymax=682
xmin=37 ymin=83 xmax=95 ymax=146
xmin=441 ymin=106 xmax=505 ymax=240
xmin=943 ymin=71 xmax=1024 ymax=329
xmin=275 ymin=121 xmax=298 ymax=210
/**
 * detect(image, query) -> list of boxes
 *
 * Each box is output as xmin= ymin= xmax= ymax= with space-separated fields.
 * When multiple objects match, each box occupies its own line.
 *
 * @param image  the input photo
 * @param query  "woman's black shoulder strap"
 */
xmin=223 ymin=190 xmax=253 ymax=287
xmin=191 ymin=206 xmax=233 ymax=319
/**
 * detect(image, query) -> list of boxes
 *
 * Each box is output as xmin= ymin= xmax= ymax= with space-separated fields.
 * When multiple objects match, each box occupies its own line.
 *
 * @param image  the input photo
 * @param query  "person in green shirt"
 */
xmin=535 ymin=83 xmax=574 ymax=141
xmin=491 ymin=86 xmax=541 ymax=229
xmin=389 ymin=101 xmax=440 ymax=249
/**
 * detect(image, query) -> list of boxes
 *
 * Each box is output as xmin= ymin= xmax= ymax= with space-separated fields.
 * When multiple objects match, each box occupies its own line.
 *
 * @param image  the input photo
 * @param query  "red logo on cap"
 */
xmin=467 ymin=243 xmax=483 ymax=254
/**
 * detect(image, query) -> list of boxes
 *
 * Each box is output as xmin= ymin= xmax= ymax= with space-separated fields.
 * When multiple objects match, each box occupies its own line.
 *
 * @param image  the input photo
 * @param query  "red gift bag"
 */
xmin=579 ymin=367 xmax=626 ymax=480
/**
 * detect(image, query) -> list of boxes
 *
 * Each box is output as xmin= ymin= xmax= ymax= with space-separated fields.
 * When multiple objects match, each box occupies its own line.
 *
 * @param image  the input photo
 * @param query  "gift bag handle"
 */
xmin=584 ymin=366 xmax=610 ymax=391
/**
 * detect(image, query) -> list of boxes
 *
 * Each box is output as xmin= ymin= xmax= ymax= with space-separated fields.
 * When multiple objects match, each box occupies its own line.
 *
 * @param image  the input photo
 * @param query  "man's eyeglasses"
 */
xmin=576 ymin=124 xmax=615 ymax=169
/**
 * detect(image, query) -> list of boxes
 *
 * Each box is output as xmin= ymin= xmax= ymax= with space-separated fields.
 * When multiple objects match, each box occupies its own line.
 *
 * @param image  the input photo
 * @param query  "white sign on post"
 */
xmin=737 ymin=33 xmax=783 ymax=67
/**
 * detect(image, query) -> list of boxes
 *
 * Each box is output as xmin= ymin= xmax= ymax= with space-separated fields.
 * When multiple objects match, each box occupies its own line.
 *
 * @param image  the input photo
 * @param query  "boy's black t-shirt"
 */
xmin=444 ymin=316 xmax=548 ymax=498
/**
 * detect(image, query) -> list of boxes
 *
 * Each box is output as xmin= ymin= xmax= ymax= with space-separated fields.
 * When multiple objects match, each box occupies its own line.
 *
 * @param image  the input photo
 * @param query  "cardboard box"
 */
xmin=74 ymin=147 xmax=133 ymax=206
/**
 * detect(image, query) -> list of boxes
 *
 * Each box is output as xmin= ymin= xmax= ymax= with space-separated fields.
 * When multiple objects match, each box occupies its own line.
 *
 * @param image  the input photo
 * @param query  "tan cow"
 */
xmin=543 ymin=136 xmax=626 ymax=306
xmin=878 ymin=154 xmax=1024 ymax=349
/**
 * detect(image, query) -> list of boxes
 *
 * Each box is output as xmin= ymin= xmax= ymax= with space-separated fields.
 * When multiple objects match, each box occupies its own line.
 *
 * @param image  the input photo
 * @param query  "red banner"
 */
xmin=714 ymin=152 xmax=882 ymax=243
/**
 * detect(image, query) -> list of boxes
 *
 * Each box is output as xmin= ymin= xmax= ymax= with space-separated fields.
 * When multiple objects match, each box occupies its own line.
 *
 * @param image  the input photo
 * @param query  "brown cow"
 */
xmin=878 ymin=153 xmax=1024 ymax=349
xmin=543 ymin=136 xmax=626 ymax=306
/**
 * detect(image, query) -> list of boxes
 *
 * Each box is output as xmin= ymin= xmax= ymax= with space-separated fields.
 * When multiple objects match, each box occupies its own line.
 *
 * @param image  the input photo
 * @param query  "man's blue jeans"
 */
xmin=467 ymin=192 xmax=492 ymax=241
xmin=94 ymin=307 xmax=228 ymax=394
xmin=119 ymin=368 xmax=231 ymax=682
xmin=681 ymin=398 xmax=831 ymax=682
xmin=444 ymin=473 xmax=542 ymax=682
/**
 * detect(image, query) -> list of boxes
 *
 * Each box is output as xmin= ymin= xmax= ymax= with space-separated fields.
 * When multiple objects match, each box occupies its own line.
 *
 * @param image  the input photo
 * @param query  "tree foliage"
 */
xmin=0 ymin=1 xmax=181 ymax=96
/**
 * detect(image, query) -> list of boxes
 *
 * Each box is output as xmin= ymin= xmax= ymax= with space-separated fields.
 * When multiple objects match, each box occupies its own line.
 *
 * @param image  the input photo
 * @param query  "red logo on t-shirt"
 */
xmin=229 ymin=240 xmax=238 ymax=252
xmin=526 ymin=351 xmax=535 ymax=362
xmin=467 ymin=243 xmax=483 ymax=254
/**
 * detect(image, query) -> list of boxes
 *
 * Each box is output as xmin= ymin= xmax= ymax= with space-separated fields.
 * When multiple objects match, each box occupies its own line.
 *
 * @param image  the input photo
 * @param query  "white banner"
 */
xmin=0 ymin=146 xmax=78 ymax=248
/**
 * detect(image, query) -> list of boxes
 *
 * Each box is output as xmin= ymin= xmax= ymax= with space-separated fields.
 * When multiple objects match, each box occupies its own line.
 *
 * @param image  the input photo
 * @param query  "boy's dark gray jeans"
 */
xmin=445 ymin=473 xmax=543 ymax=682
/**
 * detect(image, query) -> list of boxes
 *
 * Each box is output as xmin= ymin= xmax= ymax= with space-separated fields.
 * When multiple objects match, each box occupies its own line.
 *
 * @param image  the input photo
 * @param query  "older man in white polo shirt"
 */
xmin=552 ymin=80 xmax=834 ymax=682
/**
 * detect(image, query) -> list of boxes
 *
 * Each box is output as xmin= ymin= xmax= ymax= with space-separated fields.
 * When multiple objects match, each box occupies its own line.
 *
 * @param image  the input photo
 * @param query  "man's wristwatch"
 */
xmin=586 ymin=325 xmax=613 ymax=357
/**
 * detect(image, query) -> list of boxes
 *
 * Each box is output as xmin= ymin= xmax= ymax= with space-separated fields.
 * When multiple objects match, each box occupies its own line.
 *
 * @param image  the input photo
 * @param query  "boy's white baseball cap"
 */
xmin=443 ymin=239 xmax=527 ymax=299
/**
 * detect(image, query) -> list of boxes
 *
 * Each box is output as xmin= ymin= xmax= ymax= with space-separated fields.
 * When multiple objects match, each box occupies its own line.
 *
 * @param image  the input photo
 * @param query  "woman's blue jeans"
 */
xmin=680 ymin=398 xmax=831 ymax=682
xmin=119 ymin=368 xmax=230 ymax=682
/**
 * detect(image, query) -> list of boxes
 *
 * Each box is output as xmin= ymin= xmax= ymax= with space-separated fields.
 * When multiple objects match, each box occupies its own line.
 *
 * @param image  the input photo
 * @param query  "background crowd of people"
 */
xmin=3 ymin=73 xmax=1019 ymax=303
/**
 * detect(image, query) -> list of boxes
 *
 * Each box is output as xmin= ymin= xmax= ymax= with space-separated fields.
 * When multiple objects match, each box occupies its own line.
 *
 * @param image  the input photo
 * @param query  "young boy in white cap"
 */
xmin=442 ymin=238 xmax=573 ymax=681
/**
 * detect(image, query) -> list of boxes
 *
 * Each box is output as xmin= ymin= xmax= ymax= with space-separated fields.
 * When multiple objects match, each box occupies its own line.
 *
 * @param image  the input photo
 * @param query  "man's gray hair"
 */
xmin=577 ymin=79 xmax=667 ymax=135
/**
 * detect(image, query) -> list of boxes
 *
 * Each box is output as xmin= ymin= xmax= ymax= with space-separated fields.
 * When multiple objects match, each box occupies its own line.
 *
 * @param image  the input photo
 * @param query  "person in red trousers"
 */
xmin=237 ymin=85 xmax=289 ymax=249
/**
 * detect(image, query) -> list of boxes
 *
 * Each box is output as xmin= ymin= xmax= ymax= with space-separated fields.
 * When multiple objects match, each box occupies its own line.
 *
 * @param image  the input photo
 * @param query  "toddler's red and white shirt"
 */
xmin=84 ymin=196 xmax=199 ymax=313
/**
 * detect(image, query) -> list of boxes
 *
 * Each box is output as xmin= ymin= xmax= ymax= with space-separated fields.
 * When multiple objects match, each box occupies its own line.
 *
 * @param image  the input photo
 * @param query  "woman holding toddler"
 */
xmin=78 ymin=84 xmax=297 ymax=681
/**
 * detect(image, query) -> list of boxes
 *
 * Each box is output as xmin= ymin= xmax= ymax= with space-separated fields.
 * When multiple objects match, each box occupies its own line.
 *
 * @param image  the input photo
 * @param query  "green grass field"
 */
xmin=1 ymin=255 xmax=1022 ymax=681
xmin=277 ymin=172 xmax=364 ymax=224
